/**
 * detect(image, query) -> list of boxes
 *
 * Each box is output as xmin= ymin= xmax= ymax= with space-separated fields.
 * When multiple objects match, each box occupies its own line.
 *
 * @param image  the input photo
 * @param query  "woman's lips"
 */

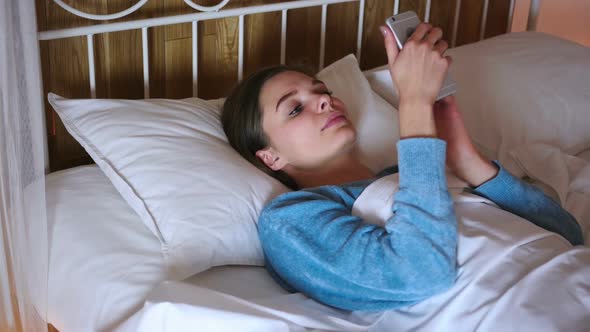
xmin=322 ymin=114 xmax=347 ymax=131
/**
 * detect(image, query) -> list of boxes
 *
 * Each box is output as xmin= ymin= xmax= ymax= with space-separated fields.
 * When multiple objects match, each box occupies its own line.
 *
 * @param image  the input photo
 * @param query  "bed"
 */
xmin=38 ymin=1 xmax=590 ymax=331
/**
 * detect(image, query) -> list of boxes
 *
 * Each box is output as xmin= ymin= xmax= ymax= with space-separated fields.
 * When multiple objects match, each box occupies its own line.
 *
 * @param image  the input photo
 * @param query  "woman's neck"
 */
xmin=287 ymin=154 xmax=375 ymax=189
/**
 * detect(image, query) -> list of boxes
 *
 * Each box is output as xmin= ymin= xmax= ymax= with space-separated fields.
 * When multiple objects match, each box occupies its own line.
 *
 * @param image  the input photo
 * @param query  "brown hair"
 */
xmin=221 ymin=65 xmax=313 ymax=190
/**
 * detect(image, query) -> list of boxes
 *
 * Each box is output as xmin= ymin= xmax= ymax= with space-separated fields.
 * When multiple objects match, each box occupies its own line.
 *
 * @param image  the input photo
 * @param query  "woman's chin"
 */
xmin=334 ymin=127 xmax=358 ymax=153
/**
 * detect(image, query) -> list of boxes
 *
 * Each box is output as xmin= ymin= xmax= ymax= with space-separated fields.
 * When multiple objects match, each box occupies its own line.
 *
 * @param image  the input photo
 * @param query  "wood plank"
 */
xmin=43 ymin=0 xmax=105 ymax=29
xmin=243 ymin=11 xmax=282 ymax=78
xmin=164 ymin=0 xmax=194 ymax=41
xmin=285 ymin=6 xmax=321 ymax=73
xmin=97 ymin=30 xmax=144 ymax=99
xmin=199 ymin=17 xmax=240 ymax=99
xmin=325 ymin=1 xmax=358 ymax=67
xmin=485 ymin=0 xmax=511 ymax=39
xmin=148 ymin=24 xmax=168 ymax=98
xmin=429 ymin=0 xmax=458 ymax=42
xmin=165 ymin=38 xmax=193 ymax=98
xmin=456 ymin=0 xmax=485 ymax=46
xmin=359 ymin=0 xmax=393 ymax=70
xmin=399 ymin=0 xmax=426 ymax=21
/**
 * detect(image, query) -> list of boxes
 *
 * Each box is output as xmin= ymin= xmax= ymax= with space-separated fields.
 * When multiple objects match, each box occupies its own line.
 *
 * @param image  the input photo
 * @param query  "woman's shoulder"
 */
xmin=259 ymin=164 xmax=399 ymax=226
xmin=262 ymin=184 xmax=353 ymax=212
xmin=258 ymin=184 xmax=354 ymax=226
xmin=261 ymin=164 xmax=399 ymax=211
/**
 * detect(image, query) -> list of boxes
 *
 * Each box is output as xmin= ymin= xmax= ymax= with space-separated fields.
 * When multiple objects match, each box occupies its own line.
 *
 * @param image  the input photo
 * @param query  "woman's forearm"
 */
xmin=458 ymin=154 xmax=499 ymax=188
xmin=471 ymin=161 xmax=584 ymax=246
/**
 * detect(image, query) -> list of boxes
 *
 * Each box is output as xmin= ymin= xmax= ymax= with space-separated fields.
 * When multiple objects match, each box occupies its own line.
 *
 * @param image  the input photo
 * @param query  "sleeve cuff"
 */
xmin=471 ymin=160 xmax=513 ymax=196
xmin=396 ymin=138 xmax=447 ymax=190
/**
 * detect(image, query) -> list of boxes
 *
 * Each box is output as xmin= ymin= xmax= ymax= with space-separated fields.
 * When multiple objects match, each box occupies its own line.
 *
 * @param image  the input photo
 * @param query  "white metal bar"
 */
xmin=479 ymin=0 xmax=489 ymax=40
xmin=356 ymin=0 xmax=365 ymax=62
xmin=192 ymin=21 xmax=198 ymax=97
xmin=451 ymin=0 xmax=462 ymax=47
xmin=424 ymin=0 xmax=431 ymax=23
xmin=141 ymin=27 xmax=150 ymax=98
xmin=39 ymin=0 xmax=360 ymax=41
xmin=183 ymin=0 xmax=231 ymax=12
xmin=281 ymin=10 xmax=287 ymax=65
xmin=393 ymin=0 xmax=399 ymax=15
xmin=86 ymin=34 xmax=96 ymax=98
xmin=507 ymin=0 xmax=516 ymax=32
xmin=527 ymin=0 xmax=541 ymax=31
xmin=238 ymin=15 xmax=244 ymax=81
xmin=319 ymin=4 xmax=327 ymax=70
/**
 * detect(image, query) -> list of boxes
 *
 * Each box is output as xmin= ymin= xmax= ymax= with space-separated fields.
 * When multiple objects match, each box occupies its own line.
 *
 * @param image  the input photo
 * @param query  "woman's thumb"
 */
xmin=380 ymin=25 xmax=399 ymax=65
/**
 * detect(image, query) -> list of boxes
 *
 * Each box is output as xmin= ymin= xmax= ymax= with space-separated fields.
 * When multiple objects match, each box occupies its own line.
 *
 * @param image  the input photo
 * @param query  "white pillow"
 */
xmin=48 ymin=54 xmax=399 ymax=280
xmin=365 ymin=31 xmax=590 ymax=177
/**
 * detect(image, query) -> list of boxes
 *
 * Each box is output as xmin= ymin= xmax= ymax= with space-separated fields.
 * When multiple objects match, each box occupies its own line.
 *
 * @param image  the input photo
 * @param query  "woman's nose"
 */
xmin=317 ymin=94 xmax=332 ymax=113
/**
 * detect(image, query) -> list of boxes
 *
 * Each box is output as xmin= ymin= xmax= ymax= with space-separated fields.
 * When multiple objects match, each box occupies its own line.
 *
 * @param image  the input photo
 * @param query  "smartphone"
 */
xmin=385 ymin=11 xmax=457 ymax=101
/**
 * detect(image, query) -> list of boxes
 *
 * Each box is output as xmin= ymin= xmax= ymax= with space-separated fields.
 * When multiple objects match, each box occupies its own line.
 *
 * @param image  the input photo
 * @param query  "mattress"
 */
xmin=47 ymin=160 xmax=590 ymax=332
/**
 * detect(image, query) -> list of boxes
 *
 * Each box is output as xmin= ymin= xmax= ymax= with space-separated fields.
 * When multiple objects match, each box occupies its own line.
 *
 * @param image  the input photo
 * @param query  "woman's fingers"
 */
xmin=434 ymin=39 xmax=449 ymax=55
xmin=424 ymin=27 xmax=443 ymax=46
xmin=381 ymin=21 xmax=453 ymax=106
xmin=380 ymin=25 xmax=399 ymax=65
xmin=445 ymin=55 xmax=453 ymax=66
xmin=407 ymin=22 xmax=432 ymax=43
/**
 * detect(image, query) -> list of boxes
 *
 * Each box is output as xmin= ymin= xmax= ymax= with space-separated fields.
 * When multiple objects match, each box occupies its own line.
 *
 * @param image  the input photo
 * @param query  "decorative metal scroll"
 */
xmin=183 ymin=0 xmax=231 ymax=12
xmin=52 ymin=0 xmax=231 ymax=20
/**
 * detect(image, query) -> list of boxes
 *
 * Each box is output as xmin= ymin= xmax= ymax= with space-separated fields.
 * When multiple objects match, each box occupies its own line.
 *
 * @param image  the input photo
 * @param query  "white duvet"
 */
xmin=119 ymin=146 xmax=590 ymax=332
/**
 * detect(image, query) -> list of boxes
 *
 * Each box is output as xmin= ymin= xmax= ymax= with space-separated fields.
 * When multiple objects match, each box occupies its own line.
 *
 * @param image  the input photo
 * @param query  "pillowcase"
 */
xmin=365 ymin=31 xmax=590 ymax=177
xmin=48 ymin=54 xmax=400 ymax=280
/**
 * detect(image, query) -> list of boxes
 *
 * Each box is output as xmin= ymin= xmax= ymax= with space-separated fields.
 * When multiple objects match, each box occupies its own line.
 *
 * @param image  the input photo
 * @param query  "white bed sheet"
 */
xmin=116 ymin=167 xmax=590 ymax=332
xmin=46 ymin=165 xmax=166 ymax=332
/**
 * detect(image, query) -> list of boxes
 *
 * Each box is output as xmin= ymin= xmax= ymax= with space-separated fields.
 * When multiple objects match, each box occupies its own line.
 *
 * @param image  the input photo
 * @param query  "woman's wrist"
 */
xmin=398 ymin=100 xmax=437 ymax=138
xmin=459 ymin=156 xmax=499 ymax=188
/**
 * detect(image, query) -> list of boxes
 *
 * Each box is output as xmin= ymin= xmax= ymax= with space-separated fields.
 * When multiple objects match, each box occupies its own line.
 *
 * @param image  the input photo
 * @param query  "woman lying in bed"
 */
xmin=221 ymin=22 xmax=585 ymax=311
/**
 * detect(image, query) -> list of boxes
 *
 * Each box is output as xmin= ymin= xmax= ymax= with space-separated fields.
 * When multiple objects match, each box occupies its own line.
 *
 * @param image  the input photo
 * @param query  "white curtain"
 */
xmin=0 ymin=0 xmax=49 ymax=331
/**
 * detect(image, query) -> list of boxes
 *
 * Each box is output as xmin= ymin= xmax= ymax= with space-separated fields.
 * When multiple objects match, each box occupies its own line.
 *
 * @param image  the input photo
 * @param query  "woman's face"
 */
xmin=256 ymin=71 xmax=357 ymax=171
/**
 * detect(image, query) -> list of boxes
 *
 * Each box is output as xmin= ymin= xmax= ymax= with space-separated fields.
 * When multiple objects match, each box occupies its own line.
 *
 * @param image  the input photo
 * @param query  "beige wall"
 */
xmin=511 ymin=0 xmax=590 ymax=47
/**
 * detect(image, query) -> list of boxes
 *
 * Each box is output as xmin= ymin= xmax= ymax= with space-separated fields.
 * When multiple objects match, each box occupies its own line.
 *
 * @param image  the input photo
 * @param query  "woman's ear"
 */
xmin=256 ymin=147 xmax=286 ymax=171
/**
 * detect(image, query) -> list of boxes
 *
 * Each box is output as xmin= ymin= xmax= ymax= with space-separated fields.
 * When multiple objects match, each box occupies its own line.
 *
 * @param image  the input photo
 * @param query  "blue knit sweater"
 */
xmin=258 ymin=138 xmax=584 ymax=311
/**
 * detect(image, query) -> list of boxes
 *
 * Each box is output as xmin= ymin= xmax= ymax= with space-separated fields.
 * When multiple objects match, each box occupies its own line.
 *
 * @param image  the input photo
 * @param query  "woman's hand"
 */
xmin=433 ymin=95 xmax=499 ymax=187
xmin=381 ymin=23 xmax=452 ymax=107
xmin=380 ymin=23 xmax=453 ymax=138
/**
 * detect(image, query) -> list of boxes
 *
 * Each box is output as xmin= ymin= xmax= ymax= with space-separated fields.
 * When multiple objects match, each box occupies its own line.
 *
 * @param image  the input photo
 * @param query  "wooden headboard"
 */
xmin=35 ymin=0 xmax=515 ymax=172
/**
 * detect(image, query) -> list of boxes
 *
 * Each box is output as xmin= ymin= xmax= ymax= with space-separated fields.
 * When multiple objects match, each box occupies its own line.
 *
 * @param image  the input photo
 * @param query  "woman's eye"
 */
xmin=289 ymin=104 xmax=303 ymax=117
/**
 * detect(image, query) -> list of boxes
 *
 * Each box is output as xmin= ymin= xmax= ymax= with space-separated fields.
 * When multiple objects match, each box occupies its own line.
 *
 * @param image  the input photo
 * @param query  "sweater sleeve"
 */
xmin=258 ymin=138 xmax=458 ymax=311
xmin=471 ymin=160 xmax=584 ymax=246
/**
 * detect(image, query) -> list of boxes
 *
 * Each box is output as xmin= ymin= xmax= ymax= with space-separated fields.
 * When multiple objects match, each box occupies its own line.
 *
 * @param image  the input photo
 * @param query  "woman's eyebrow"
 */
xmin=275 ymin=79 xmax=326 ymax=112
xmin=312 ymin=79 xmax=325 ymax=86
xmin=276 ymin=90 xmax=297 ymax=112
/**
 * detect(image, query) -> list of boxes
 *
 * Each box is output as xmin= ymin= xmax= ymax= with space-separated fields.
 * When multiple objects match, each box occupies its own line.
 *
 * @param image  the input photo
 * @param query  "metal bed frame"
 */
xmin=38 ymin=0 xmax=540 ymax=99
